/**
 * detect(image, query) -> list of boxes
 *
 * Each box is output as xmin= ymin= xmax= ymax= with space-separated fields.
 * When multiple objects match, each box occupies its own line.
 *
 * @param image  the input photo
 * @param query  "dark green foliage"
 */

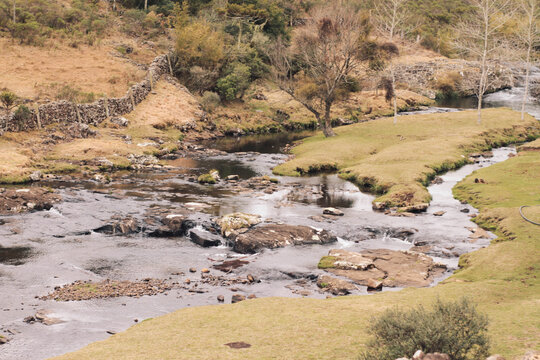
xmin=359 ymin=298 xmax=490 ymax=360
xmin=13 ymin=105 xmax=33 ymax=130
xmin=216 ymin=62 xmax=251 ymax=101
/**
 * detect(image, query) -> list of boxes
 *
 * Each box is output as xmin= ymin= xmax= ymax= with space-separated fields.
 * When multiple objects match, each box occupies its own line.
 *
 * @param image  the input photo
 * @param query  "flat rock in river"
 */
xmin=319 ymin=249 xmax=446 ymax=288
xmin=232 ymin=224 xmax=337 ymax=254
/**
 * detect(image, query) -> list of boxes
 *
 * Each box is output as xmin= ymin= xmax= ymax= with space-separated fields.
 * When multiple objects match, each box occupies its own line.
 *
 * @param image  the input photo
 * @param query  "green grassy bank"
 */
xmin=273 ymin=108 xmax=539 ymax=210
xmin=54 ymin=119 xmax=539 ymax=360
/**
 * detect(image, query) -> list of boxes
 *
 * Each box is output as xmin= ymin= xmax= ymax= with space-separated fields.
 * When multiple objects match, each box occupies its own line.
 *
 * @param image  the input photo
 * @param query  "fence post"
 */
xmin=166 ymin=54 xmax=174 ymax=75
xmin=74 ymin=103 xmax=82 ymax=123
xmin=129 ymin=89 xmax=136 ymax=110
xmin=148 ymin=71 xmax=154 ymax=90
xmin=104 ymin=97 xmax=110 ymax=118
xmin=35 ymin=104 xmax=42 ymax=129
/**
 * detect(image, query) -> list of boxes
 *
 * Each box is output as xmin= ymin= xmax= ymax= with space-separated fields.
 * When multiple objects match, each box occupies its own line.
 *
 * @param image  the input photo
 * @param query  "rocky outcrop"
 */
xmin=232 ymin=224 xmax=337 ymax=254
xmin=319 ymin=249 xmax=446 ymax=288
xmin=395 ymin=59 xmax=514 ymax=99
xmin=189 ymin=228 xmax=222 ymax=247
xmin=0 ymin=188 xmax=61 ymax=215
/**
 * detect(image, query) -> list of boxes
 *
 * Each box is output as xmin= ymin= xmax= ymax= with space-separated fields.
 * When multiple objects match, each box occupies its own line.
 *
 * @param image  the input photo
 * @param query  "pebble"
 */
xmin=189 ymin=268 xmax=197 ymax=273
xmin=217 ymin=295 xmax=225 ymax=302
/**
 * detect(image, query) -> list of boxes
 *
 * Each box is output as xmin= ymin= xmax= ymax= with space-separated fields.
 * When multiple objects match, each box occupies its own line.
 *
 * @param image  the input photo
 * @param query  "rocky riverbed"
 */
xmin=0 ymin=131 xmax=517 ymax=359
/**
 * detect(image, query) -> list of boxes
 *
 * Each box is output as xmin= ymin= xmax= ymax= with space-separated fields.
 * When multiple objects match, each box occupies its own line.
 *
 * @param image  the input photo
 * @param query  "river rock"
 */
xmin=111 ymin=116 xmax=129 ymax=127
xmin=232 ymin=224 xmax=338 ymax=254
xmin=323 ymin=207 xmax=344 ymax=216
xmin=520 ymin=351 xmax=540 ymax=360
xmin=433 ymin=211 xmax=446 ymax=216
xmin=94 ymin=217 xmax=140 ymax=235
xmin=226 ymin=175 xmax=240 ymax=181
xmin=189 ymin=229 xmax=222 ymax=247
xmin=215 ymin=213 xmax=261 ymax=238
xmin=231 ymin=294 xmax=245 ymax=303
xmin=0 ymin=188 xmax=61 ymax=215
xmin=148 ymin=214 xmax=195 ymax=237
xmin=401 ymin=203 xmax=429 ymax=213
xmin=317 ymin=275 xmax=357 ymax=295
xmin=366 ymin=278 xmax=383 ymax=291
xmin=319 ymin=249 xmax=446 ymax=288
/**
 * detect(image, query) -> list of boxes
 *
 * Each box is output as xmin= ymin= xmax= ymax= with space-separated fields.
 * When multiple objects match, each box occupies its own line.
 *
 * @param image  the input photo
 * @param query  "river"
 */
xmin=0 ymin=80 xmax=537 ymax=359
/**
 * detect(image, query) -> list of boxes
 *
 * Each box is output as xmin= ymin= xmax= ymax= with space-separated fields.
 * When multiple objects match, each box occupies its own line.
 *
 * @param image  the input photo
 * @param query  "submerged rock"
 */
xmin=189 ymin=229 xmax=222 ymax=247
xmin=93 ymin=217 xmax=140 ymax=235
xmin=319 ymin=249 xmax=446 ymax=288
xmin=232 ymin=224 xmax=337 ymax=254
xmin=147 ymin=214 xmax=195 ymax=237
xmin=323 ymin=207 xmax=344 ymax=216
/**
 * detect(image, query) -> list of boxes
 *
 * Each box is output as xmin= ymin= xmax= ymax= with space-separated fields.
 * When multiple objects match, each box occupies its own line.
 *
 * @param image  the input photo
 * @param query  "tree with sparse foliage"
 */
xmin=453 ymin=0 xmax=514 ymax=124
xmin=269 ymin=2 xmax=371 ymax=137
xmin=372 ymin=0 xmax=413 ymax=41
xmin=517 ymin=0 xmax=540 ymax=121
xmin=0 ymin=90 xmax=17 ymax=132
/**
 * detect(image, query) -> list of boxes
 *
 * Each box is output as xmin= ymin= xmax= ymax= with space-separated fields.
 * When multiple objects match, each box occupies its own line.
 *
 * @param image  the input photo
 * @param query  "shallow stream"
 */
xmin=0 ymin=78 xmax=537 ymax=359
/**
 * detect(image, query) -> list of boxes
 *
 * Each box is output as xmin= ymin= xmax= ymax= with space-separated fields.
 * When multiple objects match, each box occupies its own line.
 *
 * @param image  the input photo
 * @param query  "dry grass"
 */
xmin=274 ymin=108 xmax=539 ymax=208
xmin=127 ymin=80 xmax=200 ymax=131
xmin=0 ymin=38 xmax=146 ymax=100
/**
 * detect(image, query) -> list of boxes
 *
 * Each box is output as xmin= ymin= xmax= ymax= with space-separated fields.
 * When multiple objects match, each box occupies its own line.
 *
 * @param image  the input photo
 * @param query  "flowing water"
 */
xmin=0 ymin=81 xmax=537 ymax=359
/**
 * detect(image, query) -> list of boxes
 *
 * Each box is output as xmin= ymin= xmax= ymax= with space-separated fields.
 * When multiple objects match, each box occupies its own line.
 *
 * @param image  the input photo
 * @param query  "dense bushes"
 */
xmin=359 ymin=298 xmax=490 ymax=360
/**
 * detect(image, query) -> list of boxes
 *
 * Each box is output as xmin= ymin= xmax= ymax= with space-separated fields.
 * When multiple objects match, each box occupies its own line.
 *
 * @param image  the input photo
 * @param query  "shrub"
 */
xmin=359 ymin=298 xmax=490 ymax=360
xmin=0 ymin=91 xmax=17 ymax=114
xmin=13 ymin=105 xmax=33 ymax=130
xmin=216 ymin=62 xmax=251 ymax=101
xmin=200 ymin=91 xmax=221 ymax=113
xmin=435 ymin=71 xmax=462 ymax=98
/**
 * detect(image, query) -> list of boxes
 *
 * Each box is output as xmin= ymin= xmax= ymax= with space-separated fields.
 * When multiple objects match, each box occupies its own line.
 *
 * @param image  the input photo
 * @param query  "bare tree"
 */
xmin=372 ymin=0 xmax=412 ymax=41
xmin=454 ymin=0 xmax=514 ymax=124
xmin=269 ymin=3 xmax=371 ymax=137
xmin=518 ymin=0 xmax=539 ymax=121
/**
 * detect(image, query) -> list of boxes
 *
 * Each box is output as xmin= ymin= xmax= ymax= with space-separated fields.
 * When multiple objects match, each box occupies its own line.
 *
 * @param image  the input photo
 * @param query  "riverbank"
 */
xmin=50 ymin=136 xmax=540 ymax=360
xmin=273 ymin=108 xmax=539 ymax=212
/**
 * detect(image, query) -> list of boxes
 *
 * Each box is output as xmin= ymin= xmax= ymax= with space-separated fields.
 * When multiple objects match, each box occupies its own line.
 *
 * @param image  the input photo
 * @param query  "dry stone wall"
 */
xmin=0 ymin=54 xmax=171 ymax=132
xmin=394 ymin=59 xmax=514 ymax=99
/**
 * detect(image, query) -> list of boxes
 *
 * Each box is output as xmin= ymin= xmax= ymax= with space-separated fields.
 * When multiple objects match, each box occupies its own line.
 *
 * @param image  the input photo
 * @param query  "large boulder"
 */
xmin=215 ymin=213 xmax=261 ymax=238
xmin=232 ymin=224 xmax=337 ymax=254
xmin=319 ymin=249 xmax=446 ymax=288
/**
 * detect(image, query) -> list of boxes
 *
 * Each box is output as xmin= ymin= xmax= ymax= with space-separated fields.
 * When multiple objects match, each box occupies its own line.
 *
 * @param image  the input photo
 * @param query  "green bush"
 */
xmin=200 ymin=91 xmax=221 ymax=113
xmin=13 ymin=105 xmax=33 ymax=130
xmin=216 ymin=62 xmax=251 ymax=101
xmin=359 ymin=298 xmax=490 ymax=360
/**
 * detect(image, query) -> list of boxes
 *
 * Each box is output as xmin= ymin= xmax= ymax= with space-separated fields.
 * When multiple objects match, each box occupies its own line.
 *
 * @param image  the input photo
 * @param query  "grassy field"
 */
xmin=273 ymin=108 xmax=539 ymax=210
xmin=54 ymin=128 xmax=540 ymax=360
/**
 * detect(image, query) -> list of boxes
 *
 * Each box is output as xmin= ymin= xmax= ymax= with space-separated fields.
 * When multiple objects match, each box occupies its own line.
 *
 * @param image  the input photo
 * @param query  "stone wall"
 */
xmin=0 ymin=54 xmax=171 ymax=132
xmin=394 ymin=59 xmax=515 ymax=99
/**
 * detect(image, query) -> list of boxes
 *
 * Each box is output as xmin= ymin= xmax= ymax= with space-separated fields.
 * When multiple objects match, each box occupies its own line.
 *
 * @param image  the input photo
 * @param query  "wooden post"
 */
xmin=104 ymin=97 xmax=110 ymax=118
xmin=74 ymin=103 xmax=82 ymax=123
xmin=129 ymin=89 xmax=136 ymax=110
xmin=35 ymin=104 xmax=42 ymax=129
xmin=166 ymin=54 xmax=174 ymax=75
xmin=148 ymin=71 xmax=154 ymax=90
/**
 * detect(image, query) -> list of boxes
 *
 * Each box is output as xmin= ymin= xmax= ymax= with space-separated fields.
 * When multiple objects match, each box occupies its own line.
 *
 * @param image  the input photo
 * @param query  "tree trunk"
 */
xmin=12 ymin=0 xmax=16 ymax=23
xmin=391 ymin=65 xmax=398 ymax=125
xmin=522 ymin=51 xmax=531 ymax=121
xmin=144 ymin=0 xmax=148 ymax=11
xmin=322 ymin=100 xmax=336 ymax=137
